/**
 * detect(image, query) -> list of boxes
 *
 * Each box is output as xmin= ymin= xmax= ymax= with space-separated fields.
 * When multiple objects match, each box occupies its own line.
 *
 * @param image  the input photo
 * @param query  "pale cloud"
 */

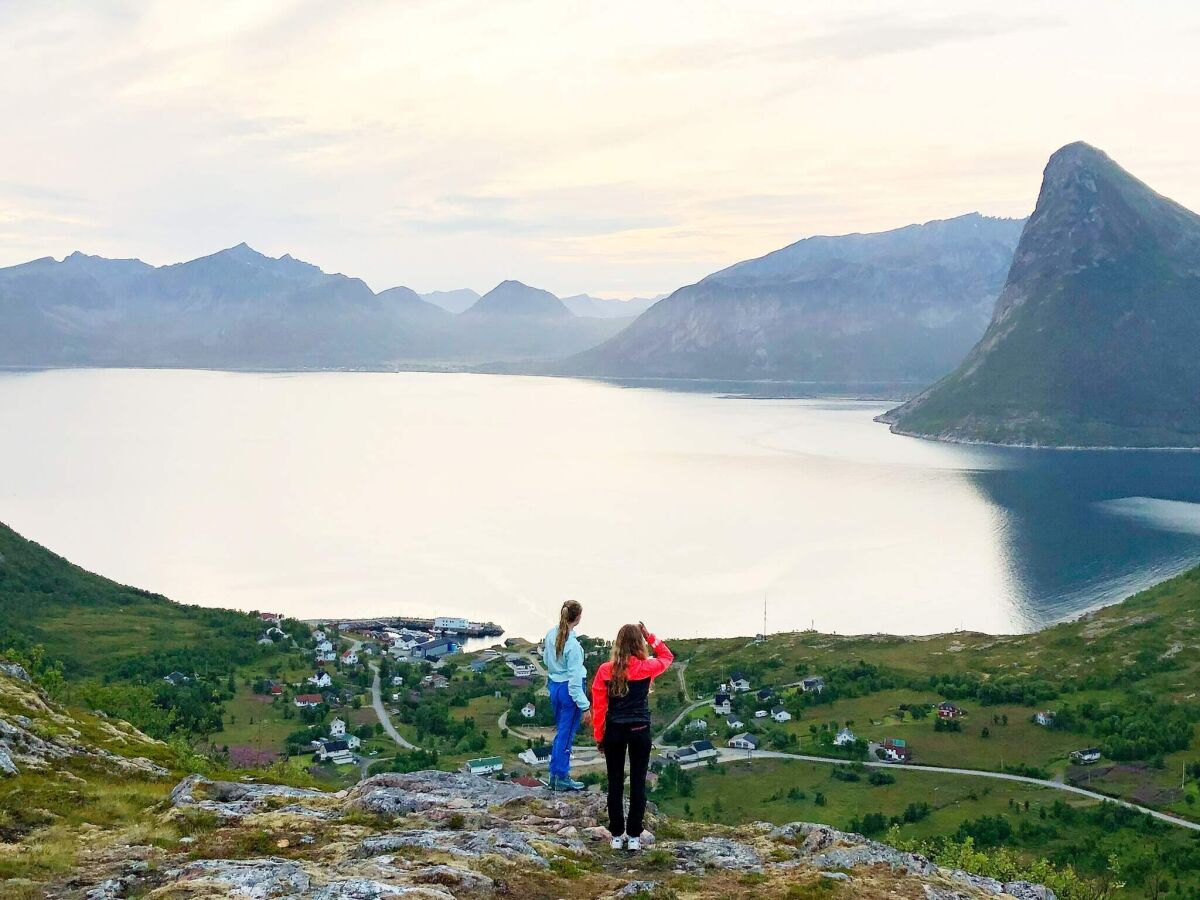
xmin=0 ymin=0 xmax=1198 ymax=297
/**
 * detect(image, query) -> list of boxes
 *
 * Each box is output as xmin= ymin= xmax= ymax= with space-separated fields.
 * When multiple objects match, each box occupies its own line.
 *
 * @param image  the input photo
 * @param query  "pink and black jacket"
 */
xmin=590 ymin=633 xmax=674 ymax=743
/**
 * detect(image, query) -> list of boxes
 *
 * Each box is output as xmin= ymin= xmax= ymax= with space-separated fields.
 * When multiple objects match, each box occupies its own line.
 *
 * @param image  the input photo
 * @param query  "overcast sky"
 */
xmin=1 ymin=1 xmax=1198 ymax=298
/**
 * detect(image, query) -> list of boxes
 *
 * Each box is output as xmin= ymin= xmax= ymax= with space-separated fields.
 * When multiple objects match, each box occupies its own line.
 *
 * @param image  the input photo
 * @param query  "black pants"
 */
xmin=603 ymin=721 xmax=653 ymax=837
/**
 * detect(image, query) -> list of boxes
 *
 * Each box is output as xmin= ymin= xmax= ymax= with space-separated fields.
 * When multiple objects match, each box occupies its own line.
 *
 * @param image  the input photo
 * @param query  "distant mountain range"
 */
xmin=421 ymin=287 xmax=658 ymax=319
xmin=0 ymin=247 xmax=627 ymax=368
xmin=880 ymin=143 xmax=1200 ymax=448
xmin=420 ymin=288 xmax=480 ymax=314
xmin=558 ymin=213 xmax=1025 ymax=382
xmin=560 ymin=294 xmax=661 ymax=319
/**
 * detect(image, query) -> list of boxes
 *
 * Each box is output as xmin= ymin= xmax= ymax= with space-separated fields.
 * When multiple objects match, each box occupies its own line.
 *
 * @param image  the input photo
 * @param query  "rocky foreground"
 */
xmin=58 ymin=769 xmax=1055 ymax=900
xmin=0 ymin=665 xmax=1055 ymax=899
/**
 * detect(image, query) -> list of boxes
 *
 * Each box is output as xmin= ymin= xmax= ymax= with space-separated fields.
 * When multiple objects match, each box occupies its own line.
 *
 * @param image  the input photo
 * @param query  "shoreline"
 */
xmin=880 ymin=418 xmax=1200 ymax=453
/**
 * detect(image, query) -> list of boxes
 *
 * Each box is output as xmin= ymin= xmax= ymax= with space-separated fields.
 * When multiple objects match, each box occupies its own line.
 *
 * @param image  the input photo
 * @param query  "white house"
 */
xmin=1034 ymin=711 xmax=1056 ymax=726
xmin=434 ymin=616 xmax=469 ymax=632
xmin=521 ymin=703 xmax=537 ymax=719
xmin=690 ymin=740 xmax=718 ymax=762
xmin=316 ymin=651 xmax=337 ymax=663
xmin=312 ymin=630 xmax=326 ymax=642
xmin=294 ymin=693 xmax=324 ymax=708
xmin=308 ymin=671 xmax=332 ymax=688
xmin=329 ymin=717 xmax=346 ymax=737
xmin=687 ymin=718 xmax=708 ymax=732
xmin=341 ymin=649 xmax=359 ymax=666
xmin=391 ymin=675 xmax=404 ymax=686
xmin=391 ymin=692 xmax=401 ymax=701
xmin=729 ymin=673 xmax=751 ymax=692
xmin=712 ymin=693 xmax=732 ymax=715
xmin=754 ymin=709 xmax=769 ymax=719
xmin=833 ymin=727 xmax=856 ymax=746
xmin=316 ymin=640 xmax=333 ymax=653
xmin=801 ymin=676 xmax=825 ymax=694
xmin=1071 ymin=748 xmax=1102 ymax=764
xmin=728 ymin=733 xmax=759 ymax=751
xmin=506 ymin=656 xmax=536 ymax=677
xmin=315 ymin=740 xmax=353 ymax=764
xmin=771 ymin=706 xmax=792 ymax=723
xmin=519 ymin=745 xmax=552 ymax=767
xmin=726 ymin=716 xmax=745 ymax=730
xmin=465 ymin=756 xmax=503 ymax=775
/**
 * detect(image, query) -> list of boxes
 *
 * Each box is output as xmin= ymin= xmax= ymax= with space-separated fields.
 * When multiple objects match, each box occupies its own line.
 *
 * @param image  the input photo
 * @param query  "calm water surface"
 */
xmin=2 ymin=369 xmax=1199 ymax=639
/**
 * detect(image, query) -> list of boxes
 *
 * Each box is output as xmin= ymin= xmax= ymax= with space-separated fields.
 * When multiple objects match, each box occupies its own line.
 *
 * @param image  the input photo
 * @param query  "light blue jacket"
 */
xmin=543 ymin=625 xmax=590 ymax=710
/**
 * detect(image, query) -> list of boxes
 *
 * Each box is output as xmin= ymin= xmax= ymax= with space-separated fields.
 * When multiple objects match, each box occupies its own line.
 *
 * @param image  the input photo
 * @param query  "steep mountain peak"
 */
xmin=882 ymin=143 xmax=1200 ymax=447
xmin=215 ymin=241 xmax=268 ymax=262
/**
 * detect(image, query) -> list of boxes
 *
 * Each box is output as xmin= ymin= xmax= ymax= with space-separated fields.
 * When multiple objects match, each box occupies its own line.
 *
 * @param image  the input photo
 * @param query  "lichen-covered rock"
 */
xmin=410 ymin=865 xmax=495 ymax=893
xmin=170 ymin=773 xmax=328 ymax=819
xmin=163 ymin=857 xmax=311 ymax=897
xmin=0 ymin=662 xmax=31 ymax=683
xmin=309 ymin=879 xmax=454 ymax=899
xmin=615 ymin=881 xmax=661 ymax=897
xmin=670 ymin=836 xmax=763 ymax=872
xmin=358 ymin=827 xmax=580 ymax=867
xmin=347 ymin=771 xmax=529 ymax=817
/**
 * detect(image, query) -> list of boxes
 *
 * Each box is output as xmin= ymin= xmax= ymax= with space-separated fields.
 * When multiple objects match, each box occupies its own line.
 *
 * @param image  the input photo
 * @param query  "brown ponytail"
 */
xmin=607 ymin=623 xmax=647 ymax=698
xmin=554 ymin=600 xmax=583 ymax=659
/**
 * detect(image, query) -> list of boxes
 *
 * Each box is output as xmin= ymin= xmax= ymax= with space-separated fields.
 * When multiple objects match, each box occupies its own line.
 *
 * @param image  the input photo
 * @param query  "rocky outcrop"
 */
xmin=60 ymin=769 xmax=1056 ymax=899
xmin=0 ymin=667 xmax=169 ymax=779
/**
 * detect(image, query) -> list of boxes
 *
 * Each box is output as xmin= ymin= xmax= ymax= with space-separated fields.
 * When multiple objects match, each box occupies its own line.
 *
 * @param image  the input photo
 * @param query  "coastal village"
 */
xmin=222 ymin=611 xmax=1121 ymax=812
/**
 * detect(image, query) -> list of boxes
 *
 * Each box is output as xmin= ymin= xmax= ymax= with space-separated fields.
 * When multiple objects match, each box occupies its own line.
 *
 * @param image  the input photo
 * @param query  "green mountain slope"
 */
xmin=880 ymin=142 xmax=1200 ymax=447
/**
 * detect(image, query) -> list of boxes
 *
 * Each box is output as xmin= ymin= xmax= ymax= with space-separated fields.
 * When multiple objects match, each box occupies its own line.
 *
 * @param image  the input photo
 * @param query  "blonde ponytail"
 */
xmin=555 ymin=600 xmax=583 ymax=659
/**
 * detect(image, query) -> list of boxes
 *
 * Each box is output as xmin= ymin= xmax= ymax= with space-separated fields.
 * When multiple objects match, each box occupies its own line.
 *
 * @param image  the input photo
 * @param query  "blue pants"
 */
xmin=549 ymin=680 xmax=582 ymax=779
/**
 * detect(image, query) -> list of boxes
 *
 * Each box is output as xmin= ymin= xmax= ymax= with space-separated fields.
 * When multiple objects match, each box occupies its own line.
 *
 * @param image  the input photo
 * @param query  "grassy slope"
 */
xmin=666 ymin=566 xmax=1200 ymax=815
xmin=0 ymin=521 xmax=266 ymax=678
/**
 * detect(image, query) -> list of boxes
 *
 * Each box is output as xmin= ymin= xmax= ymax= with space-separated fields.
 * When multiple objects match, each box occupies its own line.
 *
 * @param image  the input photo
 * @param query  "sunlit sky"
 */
xmin=2 ymin=1 xmax=1198 ymax=298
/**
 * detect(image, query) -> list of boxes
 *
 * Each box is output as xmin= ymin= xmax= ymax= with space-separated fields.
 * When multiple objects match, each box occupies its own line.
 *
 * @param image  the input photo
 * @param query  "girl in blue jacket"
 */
xmin=542 ymin=600 xmax=591 ymax=791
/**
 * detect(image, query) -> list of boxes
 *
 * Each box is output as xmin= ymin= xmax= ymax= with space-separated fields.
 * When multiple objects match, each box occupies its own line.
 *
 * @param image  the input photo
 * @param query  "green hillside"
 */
xmin=0 ymin=521 xmax=304 ymax=738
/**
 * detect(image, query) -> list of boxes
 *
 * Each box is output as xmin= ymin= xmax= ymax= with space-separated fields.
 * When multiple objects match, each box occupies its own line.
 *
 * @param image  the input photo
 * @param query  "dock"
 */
xmin=325 ymin=616 xmax=504 ymax=638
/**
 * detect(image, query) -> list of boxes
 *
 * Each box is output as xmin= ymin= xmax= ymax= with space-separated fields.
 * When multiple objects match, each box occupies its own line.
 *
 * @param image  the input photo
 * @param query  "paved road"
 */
xmin=344 ymin=635 xmax=420 ymax=752
xmin=367 ymin=660 xmax=419 ymax=750
xmin=688 ymin=748 xmax=1200 ymax=833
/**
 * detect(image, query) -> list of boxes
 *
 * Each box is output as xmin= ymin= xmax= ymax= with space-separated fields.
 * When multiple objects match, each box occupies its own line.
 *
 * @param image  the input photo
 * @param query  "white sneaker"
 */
xmin=610 ymin=834 xmax=626 ymax=850
xmin=625 ymin=835 xmax=641 ymax=852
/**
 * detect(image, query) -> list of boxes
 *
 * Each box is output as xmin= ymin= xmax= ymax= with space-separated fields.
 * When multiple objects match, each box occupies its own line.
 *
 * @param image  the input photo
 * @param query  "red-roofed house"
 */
xmin=294 ymin=693 xmax=324 ymax=708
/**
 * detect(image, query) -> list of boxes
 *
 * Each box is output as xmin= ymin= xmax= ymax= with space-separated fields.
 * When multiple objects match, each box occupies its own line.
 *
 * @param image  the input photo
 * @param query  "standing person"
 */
xmin=543 ymin=600 xmax=591 ymax=791
xmin=591 ymin=621 xmax=673 ymax=851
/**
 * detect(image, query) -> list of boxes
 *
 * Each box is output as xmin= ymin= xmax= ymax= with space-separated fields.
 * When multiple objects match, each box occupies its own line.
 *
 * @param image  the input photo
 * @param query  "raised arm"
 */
xmin=628 ymin=631 xmax=673 ymax=680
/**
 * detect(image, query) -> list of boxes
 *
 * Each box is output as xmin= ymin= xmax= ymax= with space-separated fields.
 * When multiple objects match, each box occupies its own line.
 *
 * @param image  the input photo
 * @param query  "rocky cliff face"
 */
xmin=882 ymin=143 xmax=1200 ymax=447
xmin=560 ymin=214 xmax=1024 ymax=383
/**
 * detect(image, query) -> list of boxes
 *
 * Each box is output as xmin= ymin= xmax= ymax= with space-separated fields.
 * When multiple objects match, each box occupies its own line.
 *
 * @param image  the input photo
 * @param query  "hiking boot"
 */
xmin=610 ymin=834 xmax=626 ymax=850
xmin=551 ymin=775 xmax=585 ymax=791
xmin=625 ymin=835 xmax=642 ymax=852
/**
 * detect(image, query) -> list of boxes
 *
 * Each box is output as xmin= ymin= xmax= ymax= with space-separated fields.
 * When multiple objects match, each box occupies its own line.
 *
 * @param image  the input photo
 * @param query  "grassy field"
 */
xmin=659 ymin=758 xmax=1200 ymax=896
xmin=656 ymin=758 xmax=1071 ymax=838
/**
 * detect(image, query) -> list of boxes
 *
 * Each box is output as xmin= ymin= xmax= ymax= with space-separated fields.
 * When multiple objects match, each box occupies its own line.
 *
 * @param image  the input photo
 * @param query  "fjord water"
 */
xmin=3 ymin=368 xmax=1199 ymax=639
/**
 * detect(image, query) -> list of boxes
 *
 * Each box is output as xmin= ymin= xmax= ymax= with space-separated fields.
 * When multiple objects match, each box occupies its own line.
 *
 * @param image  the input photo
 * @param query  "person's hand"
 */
xmin=596 ymin=739 xmax=606 ymax=754
xmin=639 ymin=621 xmax=652 ymax=642
xmin=581 ymin=709 xmax=592 ymax=727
